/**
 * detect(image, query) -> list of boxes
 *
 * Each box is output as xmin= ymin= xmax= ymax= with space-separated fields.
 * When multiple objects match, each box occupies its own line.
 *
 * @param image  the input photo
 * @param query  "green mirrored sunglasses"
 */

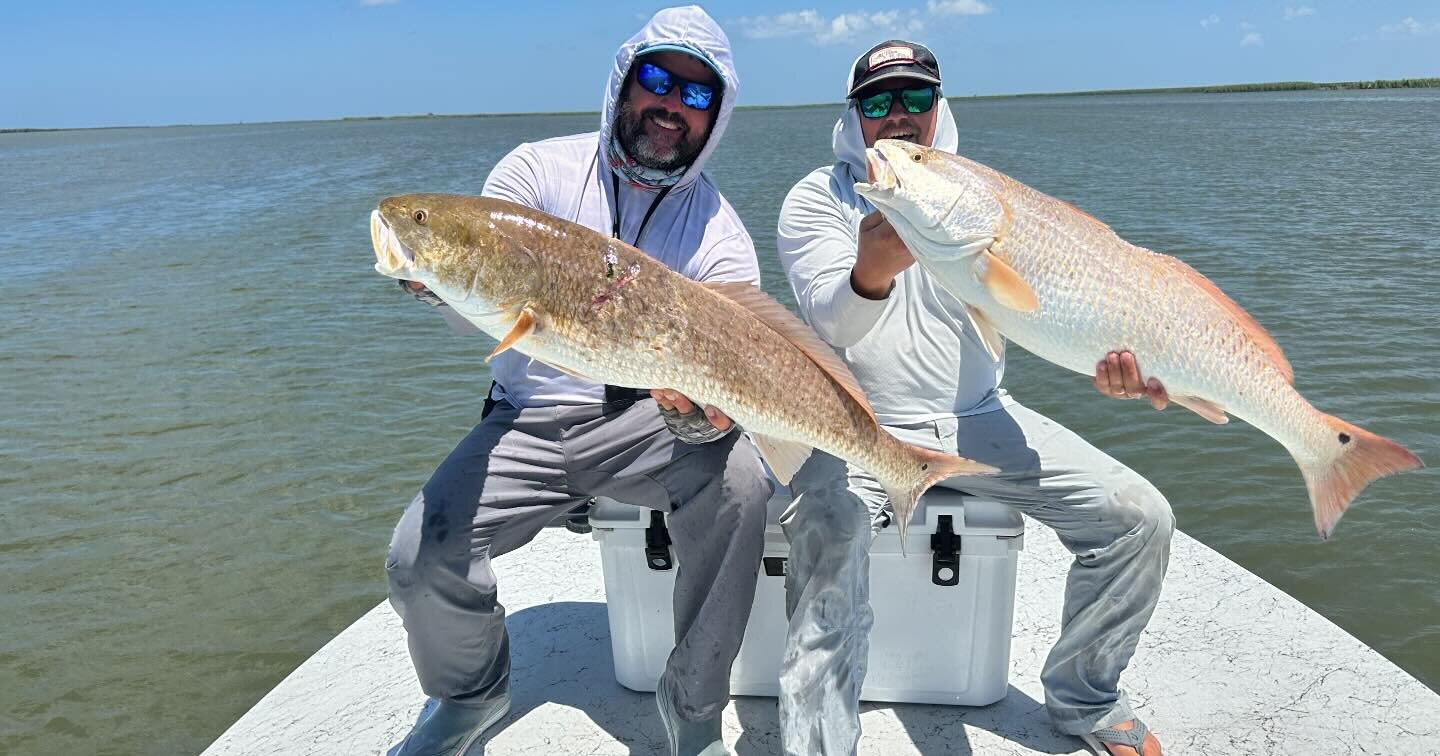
xmin=855 ymin=86 xmax=937 ymax=119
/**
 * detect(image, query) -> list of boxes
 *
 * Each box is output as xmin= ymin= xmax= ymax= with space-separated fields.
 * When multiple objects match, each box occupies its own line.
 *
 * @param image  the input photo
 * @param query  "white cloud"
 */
xmin=735 ymin=9 xmax=824 ymax=39
xmin=359 ymin=0 xmax=400 ymax=5
xmin=1379 ymin=16 xmax=1440 ymax=38
xmin=1241 ymin=32 xmax=1264 ymax=46
xmin=927 ymin=0 xmax=993 ymax=16
xmin=735 ymin=7 xmax=927 ymax=45
xmin=1283 ymin=6 xmax=1315 ymax=21
xmin=1239 ymin=21 xmax=1256 ymax=30
xmin=1200 ymin=14 xmax=1220 ymax=29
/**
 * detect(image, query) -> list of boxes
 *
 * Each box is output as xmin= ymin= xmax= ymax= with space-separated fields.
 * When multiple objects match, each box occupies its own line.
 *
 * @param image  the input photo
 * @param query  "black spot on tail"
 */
xmin=1338 ymin=432 xmax=1351 ymax=445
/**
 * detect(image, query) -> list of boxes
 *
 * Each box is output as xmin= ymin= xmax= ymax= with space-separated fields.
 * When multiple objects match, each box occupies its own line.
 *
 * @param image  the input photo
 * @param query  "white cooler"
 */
xmin=589 ymin=486 xmax=1025 ymax=706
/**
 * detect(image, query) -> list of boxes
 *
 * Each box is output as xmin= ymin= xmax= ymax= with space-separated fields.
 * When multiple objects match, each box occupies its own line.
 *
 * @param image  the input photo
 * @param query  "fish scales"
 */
xmin=982 ymin=165 xmax=1304 ymax=447
xmin=455 ymin=206 xmax=881 ymax=459
xmin=856 ymin=140 xmax=1421 ymax=537
xmin=370 ymin=194 xmax=995 ymax=544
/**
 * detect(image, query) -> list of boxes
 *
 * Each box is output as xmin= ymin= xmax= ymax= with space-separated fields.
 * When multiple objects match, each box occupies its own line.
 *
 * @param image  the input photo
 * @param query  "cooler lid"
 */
xmin=589 ymin=488 xmax=1021 ymax=536
xmin=588 ymin=493 xmax=789 ymax=528
xmin=905 ymin=488 xmax=1023 ymax=537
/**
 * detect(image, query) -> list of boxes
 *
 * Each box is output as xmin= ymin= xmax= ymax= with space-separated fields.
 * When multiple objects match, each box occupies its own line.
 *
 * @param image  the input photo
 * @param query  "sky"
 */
xmin=3 ymin=1 xmax=1438 ymax=129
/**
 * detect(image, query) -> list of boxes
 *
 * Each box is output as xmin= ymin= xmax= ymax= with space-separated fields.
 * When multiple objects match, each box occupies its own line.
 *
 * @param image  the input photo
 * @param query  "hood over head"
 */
xmin=600 ymin=5 xmax=739 ymax=190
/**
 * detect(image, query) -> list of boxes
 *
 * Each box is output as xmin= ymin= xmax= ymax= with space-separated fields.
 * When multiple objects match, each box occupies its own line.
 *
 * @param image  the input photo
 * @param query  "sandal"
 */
xmin=1079 ymin=718 xmax=1152 ymax=756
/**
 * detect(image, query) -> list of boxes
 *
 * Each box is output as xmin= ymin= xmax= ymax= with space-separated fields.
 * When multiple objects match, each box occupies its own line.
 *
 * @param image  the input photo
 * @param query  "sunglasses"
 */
xmin=855 ymin=85 xmax=937 ymax=119
xmin=634 ymin=62 xmax=716 ymax=111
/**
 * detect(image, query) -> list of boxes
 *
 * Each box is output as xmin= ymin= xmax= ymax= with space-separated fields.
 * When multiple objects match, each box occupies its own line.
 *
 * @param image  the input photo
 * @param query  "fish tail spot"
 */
xmin=1302 ymin=416 xmax=1422 ymax=538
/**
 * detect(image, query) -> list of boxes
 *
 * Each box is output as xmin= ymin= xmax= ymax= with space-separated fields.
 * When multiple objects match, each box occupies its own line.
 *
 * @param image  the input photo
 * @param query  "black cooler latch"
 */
xmin=645 ymin=510 xmax=674 ymax=571
xmin=931 ymin=514 xmax=961 ymax=586
xmin=762 ymin=557 xmax=788 ymax=577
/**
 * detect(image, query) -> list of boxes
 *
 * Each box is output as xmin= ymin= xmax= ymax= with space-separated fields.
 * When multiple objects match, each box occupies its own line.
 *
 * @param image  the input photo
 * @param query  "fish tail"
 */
xmin=882 ymin=445 xmax=998 ymax=555
xmin=1302 ymin=416 xmax=1422 ymax=539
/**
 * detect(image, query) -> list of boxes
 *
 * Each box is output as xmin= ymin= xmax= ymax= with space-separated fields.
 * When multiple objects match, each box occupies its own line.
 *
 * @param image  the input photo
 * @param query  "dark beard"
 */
xmin=616 ymin=97 xmax=704 ymax=171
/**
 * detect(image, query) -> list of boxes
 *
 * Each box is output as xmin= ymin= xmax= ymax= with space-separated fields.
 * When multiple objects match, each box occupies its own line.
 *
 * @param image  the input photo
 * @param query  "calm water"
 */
xmin=2 ymin=90 xmax=1436 ymax=754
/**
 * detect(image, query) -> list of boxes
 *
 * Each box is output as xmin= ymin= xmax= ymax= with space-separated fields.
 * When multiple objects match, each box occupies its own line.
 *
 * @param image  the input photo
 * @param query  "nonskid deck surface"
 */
xmin=203 ymin=522 xmax=1440 ymax=755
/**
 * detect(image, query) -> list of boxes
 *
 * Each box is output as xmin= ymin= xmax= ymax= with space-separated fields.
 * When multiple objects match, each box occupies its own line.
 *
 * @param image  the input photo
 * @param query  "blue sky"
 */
xmin=4 ymin=1 xmax=1437 ymax=129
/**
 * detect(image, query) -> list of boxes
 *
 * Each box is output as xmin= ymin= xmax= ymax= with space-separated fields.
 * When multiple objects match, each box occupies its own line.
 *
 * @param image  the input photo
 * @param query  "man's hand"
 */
xmin=652 ymin=389 xmax=732 ymax=431
xmin=850 ymin=211 xmax=914 ymax=300
xmin=1093 ymin=351 xmax=1169 ymax=411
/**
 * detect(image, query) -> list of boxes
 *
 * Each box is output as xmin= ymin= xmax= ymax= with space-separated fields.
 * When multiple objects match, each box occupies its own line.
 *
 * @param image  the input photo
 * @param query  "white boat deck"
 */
xmin=203 ymin=521 xmax=1440 ymax=755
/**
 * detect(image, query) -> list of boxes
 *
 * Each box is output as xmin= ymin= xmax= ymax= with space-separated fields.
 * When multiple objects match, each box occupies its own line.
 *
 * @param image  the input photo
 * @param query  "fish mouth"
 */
xmin=370 ymin=209 xmax=415 ymax=278
xmin=858 ymin=146 xmax=892 ymax=198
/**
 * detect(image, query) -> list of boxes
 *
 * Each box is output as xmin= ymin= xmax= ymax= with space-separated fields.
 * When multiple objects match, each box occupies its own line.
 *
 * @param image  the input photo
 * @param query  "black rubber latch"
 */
xmin=645 ymin=510 xmax=674 ymax=571
xmin=931 ymin=514 xmax=961 ymax=586
xmin=763 ymin=556 xmax=788 ymax=577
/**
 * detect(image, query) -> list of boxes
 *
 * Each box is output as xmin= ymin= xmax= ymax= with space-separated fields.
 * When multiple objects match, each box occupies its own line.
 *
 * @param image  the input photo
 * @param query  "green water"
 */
xmin=2 ymin=90 xmax=1436 ymax=755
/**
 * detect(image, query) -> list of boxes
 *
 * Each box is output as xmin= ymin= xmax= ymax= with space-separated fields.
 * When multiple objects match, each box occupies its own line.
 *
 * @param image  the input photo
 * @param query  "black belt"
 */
xmin=485 ymin=381 xmax=649 ymax=416
xmin=482 ymin=382 xmax=503 ymax=420
xmin=604 ymin=384 xmax=651 ymax=407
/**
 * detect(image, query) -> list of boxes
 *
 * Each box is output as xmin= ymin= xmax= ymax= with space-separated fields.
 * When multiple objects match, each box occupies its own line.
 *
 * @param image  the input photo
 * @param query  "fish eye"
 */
xmin=413 ymin=209 xmax=428 ymax=225
xmin=911 ymin=153 xmax=923 ymax=163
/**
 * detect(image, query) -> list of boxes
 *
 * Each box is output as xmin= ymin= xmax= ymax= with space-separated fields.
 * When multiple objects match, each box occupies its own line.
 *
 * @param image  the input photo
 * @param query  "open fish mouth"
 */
xmin=859 ymin=146 xmax=899 ymax=195
xmin=370 ymin=209 xmax=415 ymax=278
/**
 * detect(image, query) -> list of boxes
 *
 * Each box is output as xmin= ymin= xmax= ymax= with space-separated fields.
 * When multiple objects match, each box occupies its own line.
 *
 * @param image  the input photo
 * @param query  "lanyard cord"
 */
xmin=611 ymin=171 xmax=673 ymax=247
xmin=604 ymin=170 xmax=672 ymax=406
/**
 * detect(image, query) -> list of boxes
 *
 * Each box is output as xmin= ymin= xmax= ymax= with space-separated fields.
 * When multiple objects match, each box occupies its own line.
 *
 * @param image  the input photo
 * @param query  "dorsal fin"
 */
xmin=969 ymin=155 xmax=1114 ymax=235
xmin=703 ymin=282 xmax=877 ymax=423
xmin=1156 ymin=254 xmax=1295 ymax=384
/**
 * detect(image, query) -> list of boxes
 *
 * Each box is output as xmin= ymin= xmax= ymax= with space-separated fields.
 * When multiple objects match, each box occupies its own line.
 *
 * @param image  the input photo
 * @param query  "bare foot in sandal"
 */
xmin=1082 ymin=719 xmax=1162 ymax=756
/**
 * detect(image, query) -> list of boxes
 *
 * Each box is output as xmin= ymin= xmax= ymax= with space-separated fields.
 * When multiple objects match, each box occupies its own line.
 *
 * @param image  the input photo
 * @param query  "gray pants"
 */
xmin=778 ymin=402 xmax=1175 ymax=754
xmin=386 ymin=399 xmax=772 ymax=721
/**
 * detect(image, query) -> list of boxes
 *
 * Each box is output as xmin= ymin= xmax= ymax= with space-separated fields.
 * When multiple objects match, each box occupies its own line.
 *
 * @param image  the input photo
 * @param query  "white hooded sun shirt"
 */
xmin=458 ymin=6 xmax=758 ymax=408
xmin=777 ymin=97 xmax=1011 ymax=425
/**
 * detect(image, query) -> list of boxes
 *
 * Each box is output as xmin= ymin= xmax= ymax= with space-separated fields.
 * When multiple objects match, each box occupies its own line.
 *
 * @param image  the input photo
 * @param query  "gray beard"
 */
xmin=617 ymin=98 xmax=703 ymax=171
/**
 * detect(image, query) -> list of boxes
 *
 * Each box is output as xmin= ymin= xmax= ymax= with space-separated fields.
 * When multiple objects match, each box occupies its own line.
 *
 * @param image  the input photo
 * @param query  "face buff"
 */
xmin=606 ymin=132 xmax=686 ymax=188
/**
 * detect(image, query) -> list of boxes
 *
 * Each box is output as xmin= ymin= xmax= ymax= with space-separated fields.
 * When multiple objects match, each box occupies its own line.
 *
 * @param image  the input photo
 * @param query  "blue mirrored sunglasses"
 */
xmin=635 ymin=62 xmax=716 ymax=111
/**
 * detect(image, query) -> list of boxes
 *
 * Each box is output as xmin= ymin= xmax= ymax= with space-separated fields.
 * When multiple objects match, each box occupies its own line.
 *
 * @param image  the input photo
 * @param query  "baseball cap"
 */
xmin=846 ymin=40 xmax=941 ymax=99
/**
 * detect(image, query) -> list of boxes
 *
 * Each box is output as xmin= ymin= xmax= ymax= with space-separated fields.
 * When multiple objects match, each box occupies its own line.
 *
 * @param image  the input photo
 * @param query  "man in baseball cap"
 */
xmin=773 ymin=38 xmax=1170 ymax=756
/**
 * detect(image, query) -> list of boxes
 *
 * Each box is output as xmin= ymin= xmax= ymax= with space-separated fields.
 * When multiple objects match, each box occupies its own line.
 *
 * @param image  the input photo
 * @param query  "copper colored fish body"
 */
xmin=856 ymin=140 xmax=1421 ymax=538
xmin=371 ymin=194 xmax=995 ymax=544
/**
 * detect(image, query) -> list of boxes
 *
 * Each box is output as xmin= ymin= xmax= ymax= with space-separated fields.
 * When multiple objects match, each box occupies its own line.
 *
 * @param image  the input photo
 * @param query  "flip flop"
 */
xmin=1079 ymin=718 xmax=1151 ymax=756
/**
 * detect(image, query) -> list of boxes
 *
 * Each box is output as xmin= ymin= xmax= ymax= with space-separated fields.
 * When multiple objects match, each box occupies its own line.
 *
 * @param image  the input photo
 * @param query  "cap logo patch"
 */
xmin=868 ymin=46 xmax=915 ymax=70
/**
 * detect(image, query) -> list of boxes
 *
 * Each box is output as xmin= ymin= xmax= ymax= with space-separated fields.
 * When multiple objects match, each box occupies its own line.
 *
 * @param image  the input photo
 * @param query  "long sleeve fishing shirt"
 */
xmin=776 ymin=102 xmax=1010 ymax=426
xmin=437 ymin=6 xmax=760 ymax=408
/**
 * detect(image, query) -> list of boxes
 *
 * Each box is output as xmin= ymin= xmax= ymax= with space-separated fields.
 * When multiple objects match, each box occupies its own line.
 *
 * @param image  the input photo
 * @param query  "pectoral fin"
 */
xmin=486 ymin=306 xmax=539 ymax=363
xmin=750 ymin=432 xmax=813 ymax=485
xmin=1173 ymin=395 xmax=1230 ymax=424
xmin=977 ymin=250 xmax=1039 ymax=312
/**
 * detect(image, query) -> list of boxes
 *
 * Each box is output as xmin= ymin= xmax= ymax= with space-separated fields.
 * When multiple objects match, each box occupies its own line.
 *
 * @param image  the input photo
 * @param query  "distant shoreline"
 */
xmin=965 ymin=76 xmax=1440 ymax=99
xmin=5 ymin=77 xmax=1436 ymax=134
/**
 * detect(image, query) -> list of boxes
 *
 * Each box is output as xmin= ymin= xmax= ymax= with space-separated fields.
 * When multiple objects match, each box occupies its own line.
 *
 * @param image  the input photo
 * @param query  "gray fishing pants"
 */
xmin=778 ymin=401 xmax=1174 ymax=754
xmin=386 ymin=398 xmax=772 ymax=722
